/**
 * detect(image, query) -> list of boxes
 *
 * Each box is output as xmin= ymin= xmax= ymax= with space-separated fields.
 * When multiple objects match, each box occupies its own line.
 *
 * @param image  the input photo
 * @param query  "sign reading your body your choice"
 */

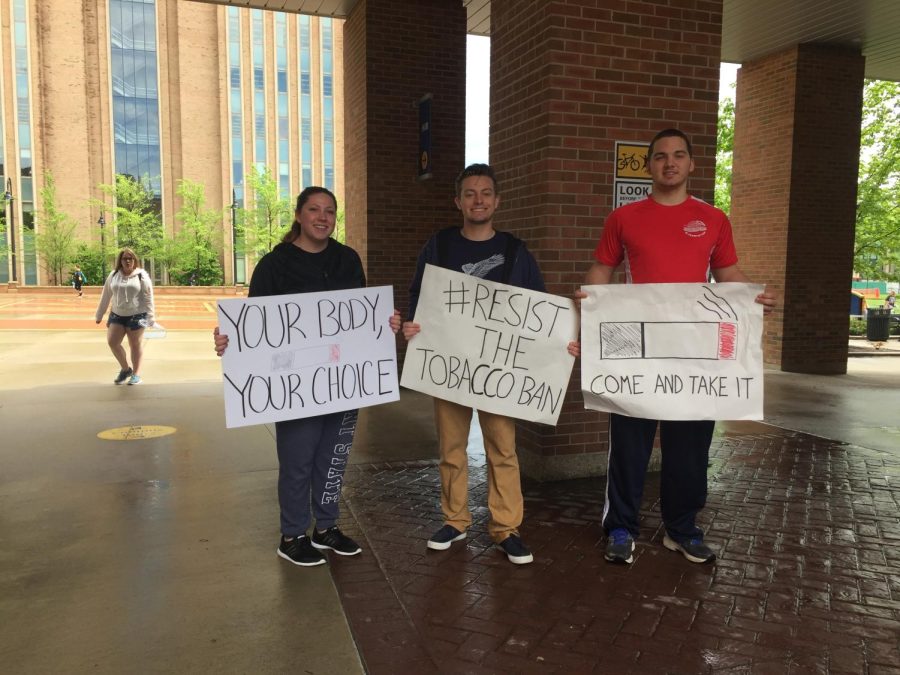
xmin=217 ymin=287 xmax=399 ymax=428
xmin=400 ymin=265 xmax=578 ymax=425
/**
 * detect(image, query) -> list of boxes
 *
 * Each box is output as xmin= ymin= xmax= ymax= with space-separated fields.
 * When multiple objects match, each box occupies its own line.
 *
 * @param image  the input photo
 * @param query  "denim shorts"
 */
xmin=108 ymin=312 xmax=149 ymax=331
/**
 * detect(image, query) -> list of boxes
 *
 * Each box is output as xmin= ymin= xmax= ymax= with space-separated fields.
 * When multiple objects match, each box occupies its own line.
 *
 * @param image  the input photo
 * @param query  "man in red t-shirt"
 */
xmin=585 ymin=128 xmax=776 ymax=565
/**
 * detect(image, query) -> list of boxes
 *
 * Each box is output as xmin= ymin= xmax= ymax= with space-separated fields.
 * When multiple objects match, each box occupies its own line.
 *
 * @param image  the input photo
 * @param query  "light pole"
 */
xmin=98 ymin=212 xmax=107 ymax=279
xmin=5 ymin=178 xmax=16 ymax=282
xmin=231 ymin=189 xmax=238 ymax=285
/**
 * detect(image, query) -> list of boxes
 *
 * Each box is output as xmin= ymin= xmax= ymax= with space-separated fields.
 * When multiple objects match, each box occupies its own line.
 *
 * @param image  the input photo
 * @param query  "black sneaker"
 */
xmin=604 ymin=528 xmax=635 ymax=564
xmin=311 ymin=526 xmax=362 ymax=556
xmin=114 ymin=367 xmax=133 ymax=385
xmin=277 ymin=535 xmax=326 ymax=566
xmin=663 ymin=534 xmax=716 ymax=563
xmin=498 ymin=534 xmax=533 ymax=564
xmin=426 ymin=524 xmax=466 ymax=551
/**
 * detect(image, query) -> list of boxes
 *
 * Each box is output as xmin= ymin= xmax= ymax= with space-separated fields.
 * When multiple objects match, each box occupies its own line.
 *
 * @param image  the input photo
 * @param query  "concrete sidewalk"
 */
xmin=1 ymin=294 xmax=899 ymax=673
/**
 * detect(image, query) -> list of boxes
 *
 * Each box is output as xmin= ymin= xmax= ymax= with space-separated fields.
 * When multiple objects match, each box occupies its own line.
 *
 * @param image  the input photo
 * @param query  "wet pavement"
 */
xmin=1 ymin=289 xmax=899 ymax=674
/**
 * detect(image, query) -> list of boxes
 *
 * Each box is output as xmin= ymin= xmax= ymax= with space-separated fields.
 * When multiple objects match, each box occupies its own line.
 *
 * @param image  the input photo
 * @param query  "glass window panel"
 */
xmin=144 ymin=4 xmax=157 ymax=50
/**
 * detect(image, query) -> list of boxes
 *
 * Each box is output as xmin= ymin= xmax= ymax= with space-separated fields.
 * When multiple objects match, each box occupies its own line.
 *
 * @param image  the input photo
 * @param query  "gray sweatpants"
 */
xmin=274 ymin=409 xmax=358 ymax=537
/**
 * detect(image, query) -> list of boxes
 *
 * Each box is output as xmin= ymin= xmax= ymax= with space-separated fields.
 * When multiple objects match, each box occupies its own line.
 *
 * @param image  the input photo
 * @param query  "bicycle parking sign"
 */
xmin=614 ymin=141 xmax=652 ymax=208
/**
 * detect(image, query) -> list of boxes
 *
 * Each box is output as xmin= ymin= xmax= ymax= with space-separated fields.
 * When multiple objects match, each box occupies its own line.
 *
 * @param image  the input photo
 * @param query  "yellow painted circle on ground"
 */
xmin=98 ymin=425 xmax=177 ymax=441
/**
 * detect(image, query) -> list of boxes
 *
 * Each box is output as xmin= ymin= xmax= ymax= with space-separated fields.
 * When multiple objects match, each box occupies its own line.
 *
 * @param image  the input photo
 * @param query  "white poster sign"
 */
xmin=580 ymin=283 xmax=764 ymax=421
xmin=217 ymin=287 xmax=399 ymax=428
xmin=400 ymin=265 xmax=578 ymax=425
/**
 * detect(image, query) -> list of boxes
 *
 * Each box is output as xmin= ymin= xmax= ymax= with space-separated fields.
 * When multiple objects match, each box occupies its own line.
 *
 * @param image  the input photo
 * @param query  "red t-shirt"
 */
xmin=593 ymin=196 xmax=738 ymax=283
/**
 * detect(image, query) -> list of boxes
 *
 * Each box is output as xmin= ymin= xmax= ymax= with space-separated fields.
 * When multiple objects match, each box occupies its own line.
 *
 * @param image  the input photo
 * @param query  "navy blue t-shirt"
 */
xmin=408 ymin=228 xmax=545 ymax=318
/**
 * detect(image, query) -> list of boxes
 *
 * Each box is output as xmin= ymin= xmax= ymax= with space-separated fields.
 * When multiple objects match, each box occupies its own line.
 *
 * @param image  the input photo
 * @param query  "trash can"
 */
xmin=866 ymin=307 xmax=891 ymax=341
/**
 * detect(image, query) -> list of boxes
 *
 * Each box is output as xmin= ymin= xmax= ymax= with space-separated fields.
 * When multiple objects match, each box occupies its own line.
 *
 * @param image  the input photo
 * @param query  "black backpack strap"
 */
xmin=435 ymin=226 xmax=458 ymax=268
xmin=499 ymin=231 xmax=523 ymax=285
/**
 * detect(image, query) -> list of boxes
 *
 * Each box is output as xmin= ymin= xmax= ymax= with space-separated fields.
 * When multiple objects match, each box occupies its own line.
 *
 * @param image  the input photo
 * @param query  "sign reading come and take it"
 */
xmin=614 ymin=141 xmax=652 ymax=208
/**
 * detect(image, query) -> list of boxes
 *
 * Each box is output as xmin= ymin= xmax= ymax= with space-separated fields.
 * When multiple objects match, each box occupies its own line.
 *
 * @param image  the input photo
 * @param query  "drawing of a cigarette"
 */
xmin=270 ymin=344 xmax=341 ymax=371
xmin=599 ymin=321 xmax=737 ymax=360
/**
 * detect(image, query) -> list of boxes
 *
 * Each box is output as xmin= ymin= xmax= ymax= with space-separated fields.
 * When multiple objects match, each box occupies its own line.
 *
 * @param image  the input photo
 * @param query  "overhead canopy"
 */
xmin=202 ymin=0 xmax=900 ymax=81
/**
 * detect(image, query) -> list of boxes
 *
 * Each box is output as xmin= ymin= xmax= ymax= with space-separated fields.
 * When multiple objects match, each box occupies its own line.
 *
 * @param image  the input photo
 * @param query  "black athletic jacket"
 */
xmin=248 ymin=239 xmax=366 ymax=298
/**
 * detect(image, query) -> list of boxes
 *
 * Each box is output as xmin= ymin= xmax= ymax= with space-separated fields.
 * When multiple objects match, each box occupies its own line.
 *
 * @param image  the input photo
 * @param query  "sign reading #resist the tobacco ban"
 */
xmin=580 ymin=282 xmax=765 ymax=421
xmin=401 ymin=265 xmax=578 ymax=425
xmin=217 ymin=287 xmax=399 ymax=429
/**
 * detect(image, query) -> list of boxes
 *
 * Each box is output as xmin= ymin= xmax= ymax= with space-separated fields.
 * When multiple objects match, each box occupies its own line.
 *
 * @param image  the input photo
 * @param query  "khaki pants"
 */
xmin=433 ymin=398 xmax=522 ymax=543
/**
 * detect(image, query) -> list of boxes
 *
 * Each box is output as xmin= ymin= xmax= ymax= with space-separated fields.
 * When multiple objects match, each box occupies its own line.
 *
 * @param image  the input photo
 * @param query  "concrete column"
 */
xmin=731 ymin=45 xmax=864 ymax=374
xmin=490 ymin=0 xmax=722 ymax=479
xmin=343 ymin=0 xmax=466 ymax=309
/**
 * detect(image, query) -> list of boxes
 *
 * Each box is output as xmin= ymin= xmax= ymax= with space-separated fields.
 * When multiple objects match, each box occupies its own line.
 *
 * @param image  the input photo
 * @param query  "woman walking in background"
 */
xmin=94 ymin=247 xmax=155 ymax=385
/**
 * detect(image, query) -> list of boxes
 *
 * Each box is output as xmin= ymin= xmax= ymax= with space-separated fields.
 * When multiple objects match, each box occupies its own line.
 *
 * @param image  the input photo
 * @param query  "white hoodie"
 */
xmin=94 ymin=267 xmax=155 ymax=325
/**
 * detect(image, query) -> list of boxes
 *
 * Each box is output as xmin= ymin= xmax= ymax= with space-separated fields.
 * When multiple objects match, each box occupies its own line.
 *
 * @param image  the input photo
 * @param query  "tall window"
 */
xmin=110 ymin=0 xmax=162 ymax=198
xmin=227 ymin=6 xmax=246 ymax=284
xmin=320 ymin=19 xmax=335 ymax=191
xmin=275 ymin=13 xmax=290 ymax=197
xmin=298 ymin=15 xmax=312 ymax=189
xmin=251 ymin=10 xmax=266 ymax=169
xmin=13 ymin=0 xmax=36 ymax=283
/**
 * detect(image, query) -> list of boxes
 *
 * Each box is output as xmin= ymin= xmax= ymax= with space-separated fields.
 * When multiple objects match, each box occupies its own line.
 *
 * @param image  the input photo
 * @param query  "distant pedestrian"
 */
xmin=94 ymin=248 xmax=155 ymax=386
xmin=72 ymin=266 xmax=86 ymax=297
xmin=886 ymin=291 xmax=896 ymax=313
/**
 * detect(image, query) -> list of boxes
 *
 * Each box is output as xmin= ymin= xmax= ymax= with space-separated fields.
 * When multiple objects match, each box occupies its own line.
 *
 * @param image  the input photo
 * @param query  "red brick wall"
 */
xmin=732 ymin=45 xmax=864 ymax=374
xmin=343 ymin=0 xmax=466 ymax=322
xmin=490 ymin=1 xmax=722 ymax=464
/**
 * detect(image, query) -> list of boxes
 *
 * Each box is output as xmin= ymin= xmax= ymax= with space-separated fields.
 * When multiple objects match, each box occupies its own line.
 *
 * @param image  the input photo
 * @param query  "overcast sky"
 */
xmin=465 ymin=35 xmax=740 ymax=165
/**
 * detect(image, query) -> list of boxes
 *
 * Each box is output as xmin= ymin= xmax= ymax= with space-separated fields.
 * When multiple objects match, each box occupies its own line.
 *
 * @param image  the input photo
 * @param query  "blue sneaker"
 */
xmin=604 ymin=528 xmax=635 ymax=564
xmin=127 ymin=374 xmax=142 ymax=386
xmin=663 ymin=534 xmax=715 ymax=563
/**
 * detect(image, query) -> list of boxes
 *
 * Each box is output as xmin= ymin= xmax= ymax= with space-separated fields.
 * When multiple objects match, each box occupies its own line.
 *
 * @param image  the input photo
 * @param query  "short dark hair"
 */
xmin=282 ymin=186 xmax=338 ymax=244
xmin=648 ymin=128 xmax=693 ymax=159
xmin=455 ymin=163 xmax=498 ymax=197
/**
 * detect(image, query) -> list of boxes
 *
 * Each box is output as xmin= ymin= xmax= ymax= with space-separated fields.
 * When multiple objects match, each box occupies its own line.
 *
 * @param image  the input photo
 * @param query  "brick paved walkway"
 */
xmin=333 ymin=424 xmax=900 ymax=674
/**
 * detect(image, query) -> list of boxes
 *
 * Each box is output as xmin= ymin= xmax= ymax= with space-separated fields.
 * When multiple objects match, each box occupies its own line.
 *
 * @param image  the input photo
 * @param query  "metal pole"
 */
xmin=5 ymin=178 xmax=16 ymax=283
xmin=231 ymin=189 xmax=237 ymax=285
xmin=98 ymin=212 xmax=107 ymax=279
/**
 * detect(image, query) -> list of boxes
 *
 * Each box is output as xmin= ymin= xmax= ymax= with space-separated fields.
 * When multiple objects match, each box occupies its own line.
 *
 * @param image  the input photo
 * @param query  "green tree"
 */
xmin=172 ymin=179 xmax=224 ymax=285
xmin=715 ymin=95 xmax=735 ymax=214
xmin=96 ymin=174 xmax=163 ymax=259
xmin=239 ymin=167 xmax=292 ymax=260
xmin=71 ymin=241 xmax=107 ymax=286
xmin=35 ymin=172 xmax=79 ymax=285
xmin=855 ymin=79 xmax=900 ymax=281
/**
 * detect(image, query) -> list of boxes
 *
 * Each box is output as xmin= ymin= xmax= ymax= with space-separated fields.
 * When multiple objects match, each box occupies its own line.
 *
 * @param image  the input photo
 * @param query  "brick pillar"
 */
xmin=731 ymin=45 xmax=864 ymax=374
xmin=343 ymin=0 xmax=466 ymax=319
xmin=490 ymin=1 xmax=722 ymax=479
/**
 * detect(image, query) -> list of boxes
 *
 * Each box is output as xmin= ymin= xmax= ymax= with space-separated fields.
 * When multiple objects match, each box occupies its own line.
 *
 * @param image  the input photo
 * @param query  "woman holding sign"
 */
xmin=214 ymin=186 xmax=399 ymax=567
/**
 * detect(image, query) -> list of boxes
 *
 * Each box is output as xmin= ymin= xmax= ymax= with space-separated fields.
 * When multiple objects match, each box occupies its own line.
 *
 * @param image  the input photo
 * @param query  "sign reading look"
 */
xmin=401 ymin=265 xmax=578 ymax=425
xmin=580 ymin=283 xmax=764 ymax=421
xmin=217 ymin=287 xmax=399 ymax=428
